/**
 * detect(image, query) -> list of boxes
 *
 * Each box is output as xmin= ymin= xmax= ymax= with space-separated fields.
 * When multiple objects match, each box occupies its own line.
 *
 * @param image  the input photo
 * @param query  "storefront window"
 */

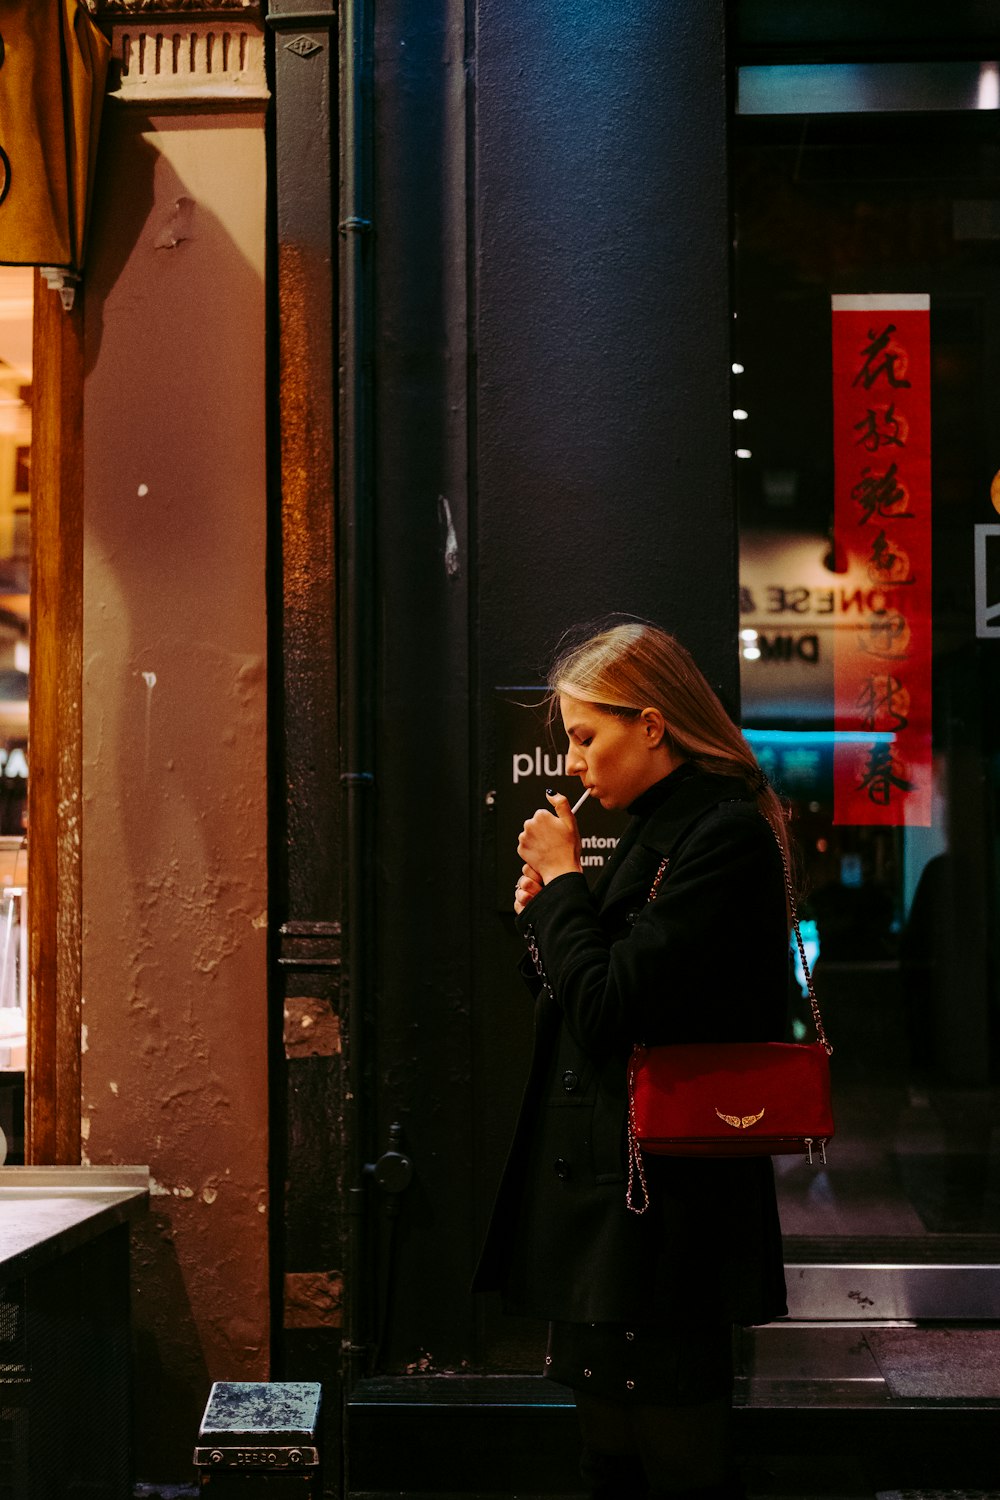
xmin=734 ymin=98 xmax=1000 ymax=1252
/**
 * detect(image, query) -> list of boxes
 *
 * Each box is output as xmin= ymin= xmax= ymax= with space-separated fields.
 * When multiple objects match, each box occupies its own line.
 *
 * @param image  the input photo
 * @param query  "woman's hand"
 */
xmin=516 ymin=792 xmax=583 ymax=893
xmin=514 ymin=863 xmax=543 ymax=915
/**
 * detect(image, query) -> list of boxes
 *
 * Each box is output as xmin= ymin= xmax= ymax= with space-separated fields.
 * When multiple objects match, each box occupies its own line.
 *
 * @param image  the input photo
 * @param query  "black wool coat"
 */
xmin=474 ymin=764 xmax=789 ymax=1327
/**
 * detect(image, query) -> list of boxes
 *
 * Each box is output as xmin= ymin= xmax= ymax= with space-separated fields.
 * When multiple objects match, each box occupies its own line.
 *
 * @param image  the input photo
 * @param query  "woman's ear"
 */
xmin=639 ymin=707 xmax=667 ymax=748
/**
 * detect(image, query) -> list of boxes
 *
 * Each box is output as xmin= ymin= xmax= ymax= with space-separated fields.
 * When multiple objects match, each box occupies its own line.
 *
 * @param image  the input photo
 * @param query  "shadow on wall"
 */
xmin=79 ymin=107 xmax=269 ymax=1478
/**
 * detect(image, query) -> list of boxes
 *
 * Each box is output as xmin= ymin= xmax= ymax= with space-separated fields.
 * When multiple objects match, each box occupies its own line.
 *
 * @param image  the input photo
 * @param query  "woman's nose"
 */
xmin=565 ymin=745 xmax=585 ymax=775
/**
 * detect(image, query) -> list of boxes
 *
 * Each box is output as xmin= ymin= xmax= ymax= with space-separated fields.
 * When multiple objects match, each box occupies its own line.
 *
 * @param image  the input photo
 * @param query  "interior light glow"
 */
xmin=740 ymin=628 xmax=758 ymax=641
xmin=732 ymin=362 xmax=745 ymax=374
xmin=978 ymin=61 xmax=1000 ymax=110
xmin=735 ymin=448 xmax=752 ymax=459
xmin=742 ymin=646 xmax=761 ymax=661
xmin=733 ymin=409 xmax=749 ymax=420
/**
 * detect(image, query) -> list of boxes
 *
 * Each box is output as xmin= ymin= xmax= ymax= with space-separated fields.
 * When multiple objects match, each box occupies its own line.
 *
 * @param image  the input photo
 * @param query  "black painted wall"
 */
xmin=476 ymin=0 xmax=737 ymax=694
xmin=362 ymin=0 xmax=737 ymax=1377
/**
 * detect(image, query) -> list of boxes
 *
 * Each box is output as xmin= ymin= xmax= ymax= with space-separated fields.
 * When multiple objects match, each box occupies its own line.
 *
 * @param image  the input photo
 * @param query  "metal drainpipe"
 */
xmin=339 ymin=0 xmax=375 ymax=1397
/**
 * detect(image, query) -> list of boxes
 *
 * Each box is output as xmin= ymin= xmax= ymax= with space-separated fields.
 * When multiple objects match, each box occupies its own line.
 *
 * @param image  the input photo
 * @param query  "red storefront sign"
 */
xmin=831 ymin=294 xmax=932 ymax=826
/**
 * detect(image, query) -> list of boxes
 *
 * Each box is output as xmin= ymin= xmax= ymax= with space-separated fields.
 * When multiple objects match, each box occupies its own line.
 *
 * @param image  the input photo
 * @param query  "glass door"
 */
xmin=734 ymin=80 xmax=1000 ymax=1296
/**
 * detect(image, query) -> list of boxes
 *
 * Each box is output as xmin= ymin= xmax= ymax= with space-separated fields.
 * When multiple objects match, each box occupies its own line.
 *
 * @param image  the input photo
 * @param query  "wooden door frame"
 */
xmin=25 ymin=272 xmax=84 ymax=1164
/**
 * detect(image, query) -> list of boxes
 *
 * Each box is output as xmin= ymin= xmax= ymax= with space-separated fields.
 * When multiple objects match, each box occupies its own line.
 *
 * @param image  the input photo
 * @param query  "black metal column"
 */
xmin=266 ymin=4 xmax=345 ymax=1494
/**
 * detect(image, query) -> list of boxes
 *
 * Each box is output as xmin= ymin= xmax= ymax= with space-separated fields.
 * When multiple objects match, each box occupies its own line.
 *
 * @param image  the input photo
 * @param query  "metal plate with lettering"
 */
xmin=194 ymin=1444 xmax=319 ymax=1469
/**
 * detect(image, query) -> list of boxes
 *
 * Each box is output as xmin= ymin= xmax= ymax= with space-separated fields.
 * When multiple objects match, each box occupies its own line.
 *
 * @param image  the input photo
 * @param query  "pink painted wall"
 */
xmin=81 ymin=103 xmax=269 ymax=1476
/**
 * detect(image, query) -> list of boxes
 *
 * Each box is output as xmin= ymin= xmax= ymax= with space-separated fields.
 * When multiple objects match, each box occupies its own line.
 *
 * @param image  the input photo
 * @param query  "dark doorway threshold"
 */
xmin=346 ymin=1326 xmax=1000 ymax=1498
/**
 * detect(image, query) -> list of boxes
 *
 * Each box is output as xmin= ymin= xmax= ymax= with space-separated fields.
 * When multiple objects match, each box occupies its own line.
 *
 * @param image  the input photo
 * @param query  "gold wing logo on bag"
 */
xmin=715 ymin=1107 xmax=766 ymax=1129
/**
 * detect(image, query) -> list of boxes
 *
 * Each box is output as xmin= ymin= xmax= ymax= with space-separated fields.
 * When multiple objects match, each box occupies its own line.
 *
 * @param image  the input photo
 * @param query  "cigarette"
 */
xmin=571 ymin=788 xmax=592 ymax=816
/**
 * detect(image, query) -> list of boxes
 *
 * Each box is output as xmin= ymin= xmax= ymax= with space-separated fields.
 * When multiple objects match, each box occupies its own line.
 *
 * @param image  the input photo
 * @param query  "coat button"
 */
xmin=626 ymin=911 xmax=638 ymax=925
xmin=562 ymin=1070 xmax=579 ymax=1092
xmin=554 ymin=1158 xmax=571 ymax=1180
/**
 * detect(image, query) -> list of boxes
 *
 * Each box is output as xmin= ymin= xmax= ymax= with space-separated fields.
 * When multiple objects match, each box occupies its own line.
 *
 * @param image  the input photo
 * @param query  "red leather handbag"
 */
xmin=625 ymin=818 xmax=833 ymax=1215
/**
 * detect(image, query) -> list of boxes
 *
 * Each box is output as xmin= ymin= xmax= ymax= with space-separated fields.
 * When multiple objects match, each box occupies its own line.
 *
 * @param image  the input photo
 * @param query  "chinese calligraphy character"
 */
xmin=851 ymin=463 xmax=912 ymax=524
xmin=852 ymin=324 xmax=912 ymax=391
xmin=856 ymin=673 xmax=910 ymax=733
xmin=867 ymin=529 xmax=914 ymax=586
xmin=857 ymin=742 xmax=915 ymax=805
xmin=859 ymin=611 xmax=911 ymax=660
xmin=854 ymin=403 xmax=906 ymax=451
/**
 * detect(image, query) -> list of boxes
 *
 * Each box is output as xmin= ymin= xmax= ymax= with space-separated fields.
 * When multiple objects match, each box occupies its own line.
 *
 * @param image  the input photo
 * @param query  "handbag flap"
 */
xmin=630 ymin=1041 xmax=834 ymax=1144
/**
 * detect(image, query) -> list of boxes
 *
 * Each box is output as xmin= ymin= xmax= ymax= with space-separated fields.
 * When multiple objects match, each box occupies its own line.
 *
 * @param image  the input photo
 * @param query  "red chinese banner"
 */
xmin=831 ymin=294 xmax=932 ymax=826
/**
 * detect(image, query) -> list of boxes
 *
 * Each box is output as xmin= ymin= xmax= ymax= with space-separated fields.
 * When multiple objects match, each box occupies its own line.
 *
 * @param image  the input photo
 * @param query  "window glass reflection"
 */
xmin=735 ymin=111 xmax=1000 ymax=1245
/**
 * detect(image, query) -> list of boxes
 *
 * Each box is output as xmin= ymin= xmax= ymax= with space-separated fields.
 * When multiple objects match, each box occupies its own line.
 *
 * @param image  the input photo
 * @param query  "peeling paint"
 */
xmin=137 ymin=483 xmax=149 ymax=498
xmin=110 ymin=1080 xmax=119 ymax=1096
xmin=81 ymin=1022 xmax=89 ymax=1053
xmin=153 ymin=194 xmax=195 ymax=249
xmin=283 ymin=1271 xmax=343 ymax=1330
xmin=140 ymin=670 xmax=157 ymax=777
xmin=437 ymin=494 xmax=460 ymax=577
xmin=80 ymin=1116 xmax=91 ymax=1141
xmin=283 ymin=996 xmax=341 ymax=1058
xmin=202 ymin=1186 xmax=218 ymax=1205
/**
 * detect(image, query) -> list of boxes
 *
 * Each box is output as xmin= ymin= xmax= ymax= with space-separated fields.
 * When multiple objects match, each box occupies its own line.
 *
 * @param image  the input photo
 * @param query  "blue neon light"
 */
xmin=743 ymin=729 xmax=895 ymax=747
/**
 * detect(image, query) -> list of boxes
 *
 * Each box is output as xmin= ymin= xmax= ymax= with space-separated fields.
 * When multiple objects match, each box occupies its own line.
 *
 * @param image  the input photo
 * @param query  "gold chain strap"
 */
xmin=625 ymin=1051 xmax=650 ymax=1214
xmin=525 ymin=925 xmax=554 ymax=1000
xmin=762 ymin=816 xmax=833 ymax=1057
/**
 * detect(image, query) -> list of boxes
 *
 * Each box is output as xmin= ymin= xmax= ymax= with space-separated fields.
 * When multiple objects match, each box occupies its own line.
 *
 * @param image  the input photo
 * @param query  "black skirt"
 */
xmin=544 ymin=1318 xmax=734 ymax=1406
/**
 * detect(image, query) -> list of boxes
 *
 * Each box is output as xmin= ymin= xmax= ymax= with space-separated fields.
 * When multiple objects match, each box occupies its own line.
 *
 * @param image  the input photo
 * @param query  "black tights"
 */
xmin=576 ymin=1391 xmax=736 ymax=1497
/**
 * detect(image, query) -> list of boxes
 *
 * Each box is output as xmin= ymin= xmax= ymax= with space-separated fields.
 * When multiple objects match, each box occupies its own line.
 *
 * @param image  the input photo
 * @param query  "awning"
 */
xmin=0 ymin=1 xmax=110 ymax=272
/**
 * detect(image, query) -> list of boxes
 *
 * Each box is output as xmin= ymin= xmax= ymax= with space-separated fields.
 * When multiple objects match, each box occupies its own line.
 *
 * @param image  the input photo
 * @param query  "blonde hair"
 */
xmin=549 ymin=620 xmax=794 ymax=891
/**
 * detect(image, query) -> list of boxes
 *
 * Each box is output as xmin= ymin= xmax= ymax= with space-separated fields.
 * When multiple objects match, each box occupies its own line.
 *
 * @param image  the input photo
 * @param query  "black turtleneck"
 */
xmin=587 ymin=762 xmax=696 ymax=904
xmin=625 ymin=759 xmax=696 ymax=820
